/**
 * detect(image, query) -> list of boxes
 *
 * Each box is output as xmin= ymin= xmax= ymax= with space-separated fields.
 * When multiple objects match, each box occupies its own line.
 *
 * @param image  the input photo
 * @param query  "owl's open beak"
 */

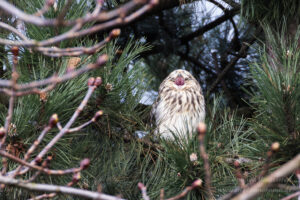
xmin=175 ymin=75 xmax=185 ymax=86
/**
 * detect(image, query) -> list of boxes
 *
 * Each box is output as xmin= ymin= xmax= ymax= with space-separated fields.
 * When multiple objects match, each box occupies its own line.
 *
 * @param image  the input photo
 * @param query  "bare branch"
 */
xmin=207 ymin=27 xmax=261 ymax=96
xmin=0 ymin=47 xmax=19 ymax=151
xmin=180 ymin=8 xmax=240 ymax=44
xmin=138 ymin=182 xmax=150 ymax=200
xmin=0 ymin=54 xmax=107 ymax=91
xmin=232 ymin=154 xmax=300 ymax=200
xmin=197 ymin=123 xmax=214 ymax=199
xmin=0 ymin=150 xmax=84 ymax=176
xmin=13 ymin=78 xmax=102 ymax=176
xmin=221 ymin=0 xmax=240 ymax=9
xmin=280 ymin=191 xmax=300 ymax=200
xmin=33 ymin=0 xmax=54 ymax=17
xmin=0 ymin=175 xmax=124 ymax=200
xmin=166 ymin=179 xmax=203 ymax=200
xmin=233 ymin=160 xmax=246 ymax=189
xmin=11 ymin=125 xmax=52 ymax=178
xmin=0 ymin=0 xmax=140 ymax=27
xmin=0 ymin=0 xmax=157 ymax=57
xmin=0 ymin=22 xmax=29 ymax=41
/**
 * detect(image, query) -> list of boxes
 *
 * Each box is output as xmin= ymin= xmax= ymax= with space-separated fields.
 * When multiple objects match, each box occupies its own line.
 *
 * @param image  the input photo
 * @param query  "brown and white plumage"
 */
xmin=151 ymin=69 xmax=205 ymax=140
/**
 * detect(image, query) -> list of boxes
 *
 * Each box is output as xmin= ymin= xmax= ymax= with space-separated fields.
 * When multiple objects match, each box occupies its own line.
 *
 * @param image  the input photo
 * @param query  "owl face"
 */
xmin=160 ymin=69 xmax=200 ymax=92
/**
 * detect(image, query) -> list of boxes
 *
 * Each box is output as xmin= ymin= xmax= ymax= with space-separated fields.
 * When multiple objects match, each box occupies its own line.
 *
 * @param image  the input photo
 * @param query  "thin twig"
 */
xmin=0 ymin=47 xmax=19 ymax=151
xmin=138 ymin=183 xmax=150 ymax=200
xmin=197 ymin=123 xmax=214 ymax=199
xmin=234 ymin=160 xmax=246 ymax=189
xmin=160 ymin=189 xmax=164 ymax=200
xmin=166 ymin=179 xmax=202 ymax=200
xmin=0 ymin=0 xmax=157 ymax=55
xmin=276 ymin=184 xmax=300 ymax=192
xmin=221 ymin=0 xmax=240 ymax=9
xmin=11 ymin=125 xmax=52 ymax=178
xmin=232 ymin=154 xmax=300 ymax=200
xmin=34 ymin=0 xmax=54 ymax=17
xmin=0 ymin=54 xmax=107 ymax=90
xmin=0 ymin=175 xmax=124 ymax=200
xmin=0 ymin=150 xmax=83 ymax=175
xmin=207 ymin=27 xmax=261 ymax=96
xmin=0 ymin=22 xmax=29 ymax=41
xmin=68 ymin=120 xmax=93 ymax=133
xmin=0 ymin=0 xmax=138 ymax=27
xmin=280 ymin=191 xmax=300 ymax=200
xmin=34 ymin=85 xmax=96 ymax=161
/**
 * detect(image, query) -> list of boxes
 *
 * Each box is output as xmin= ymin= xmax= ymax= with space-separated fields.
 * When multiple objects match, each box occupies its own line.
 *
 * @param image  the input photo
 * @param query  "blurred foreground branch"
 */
xmin=0 ymin=0 xmax=158 ymax=57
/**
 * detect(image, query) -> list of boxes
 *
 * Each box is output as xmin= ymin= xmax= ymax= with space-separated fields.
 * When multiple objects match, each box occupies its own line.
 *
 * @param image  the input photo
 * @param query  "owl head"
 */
xmin=160 ymin=69 xmax=200 ymax=91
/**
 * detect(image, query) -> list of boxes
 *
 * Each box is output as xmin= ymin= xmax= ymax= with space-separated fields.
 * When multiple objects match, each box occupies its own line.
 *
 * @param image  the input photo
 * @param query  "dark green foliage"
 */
xmin=248 ymin=25 xmax=300 ymax=161
xmin=241 ymin=0 xmax=300 ymax=23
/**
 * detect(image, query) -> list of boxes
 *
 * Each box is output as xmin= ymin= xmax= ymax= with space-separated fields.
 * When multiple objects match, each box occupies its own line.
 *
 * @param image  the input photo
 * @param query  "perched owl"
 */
xmin=151 ymin=69 xmax=205 ymax=140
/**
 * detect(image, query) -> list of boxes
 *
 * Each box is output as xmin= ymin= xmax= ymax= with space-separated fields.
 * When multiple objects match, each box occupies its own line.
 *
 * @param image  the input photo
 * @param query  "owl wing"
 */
xmin=150 ymin=97 xmax=159 ymax=126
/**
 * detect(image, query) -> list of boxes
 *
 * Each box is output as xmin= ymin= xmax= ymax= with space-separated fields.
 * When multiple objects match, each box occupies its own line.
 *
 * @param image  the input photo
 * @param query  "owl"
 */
xmin=151 ymin=69 xmax=205 ymax=140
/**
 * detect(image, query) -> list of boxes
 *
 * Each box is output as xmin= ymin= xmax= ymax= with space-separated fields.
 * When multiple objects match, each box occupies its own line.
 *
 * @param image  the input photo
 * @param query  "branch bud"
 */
xmin=49 ymin=114 xmax=58 ymax=127
xmin=46 ymin=0 xmax=55 ymax=6
xmin=110 ymin=29 xmax=121 ymax=38
xmin=234 ymin=160 xmax=240 ymax=168
xmin=150 ymin=0 xmax=159 ymax=6
xmin=72 ymin=172 xmax=81 ymax=183
xmin=192 ymin=179 xmax=202 ymax=188
xmin=80 ymin=158 xmax=90 ymax=170
xmin=94 ymin=77 xmax=102 ymax=87
xmin=0 ymin=127 xmax=5 ymax=138
xmin=88 ymin=77 xmax=95 ymax=86
xmin=197 ymin=122 xmax=206 ymax=136
xmin=267 ymin=151 xmax=272 ymax=157
xmin=138 ymin=182 xmax=145 ymax=190
xmin=97 ymin=54 xmax=108 ymax=66
xmin=116 ymin=49 xmax=123 ymax=55
xmin=47 ymin=155 xmax=53 ymax=162
xmin=97 ymin=184 xmax=102 ymax=192
xmin=42 ymin=160 xmax=48 ymax=168
xmin=11 ymin=46 xmax=19 ymax=57
xmin=93 ymin=110 xmax=103 ymax=121
xmin=86 ymin=49 xmax=96 ymax=55
xmin=35 ymin=157 xmax=42 ymax=165
xmin=97 ymin=0 xmax=104 ymax=5
xmin=271 ymin=142 xmax=280 ymax=152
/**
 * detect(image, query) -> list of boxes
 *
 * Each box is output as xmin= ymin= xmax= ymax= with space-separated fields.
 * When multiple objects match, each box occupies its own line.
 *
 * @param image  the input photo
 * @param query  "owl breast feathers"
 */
xmin=151 ymin=69 xmax=205 ymax=140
